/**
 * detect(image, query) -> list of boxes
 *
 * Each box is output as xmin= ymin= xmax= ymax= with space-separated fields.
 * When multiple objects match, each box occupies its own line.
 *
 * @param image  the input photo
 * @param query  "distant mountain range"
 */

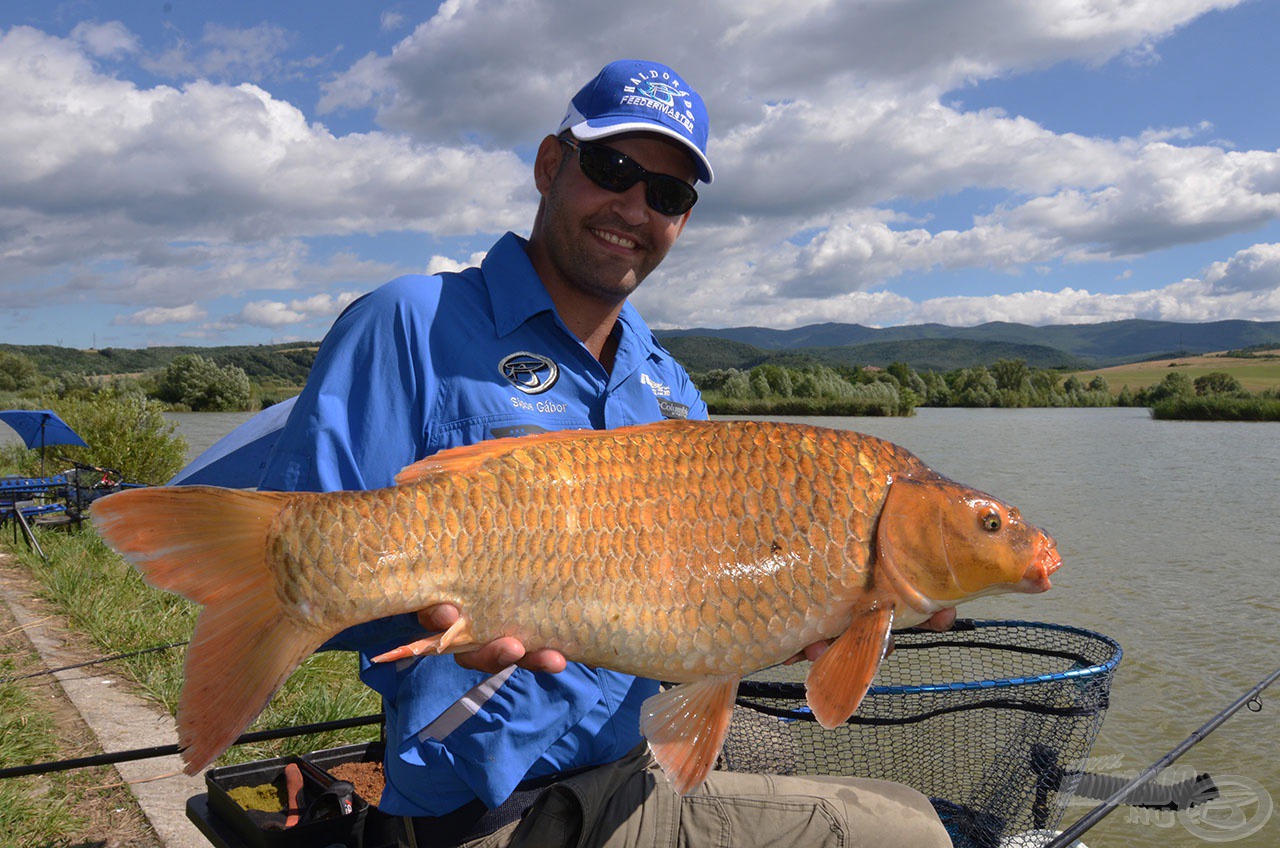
xmin=655 ymin=319 xmax=1280 ymax=372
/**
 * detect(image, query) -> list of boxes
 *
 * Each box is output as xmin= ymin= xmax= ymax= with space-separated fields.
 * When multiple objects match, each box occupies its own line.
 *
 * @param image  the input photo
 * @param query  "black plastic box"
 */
xmin=202 ymin=754 xmax=369 ymax=848
xmin=303 ymin=743 xmax=397 ymax=848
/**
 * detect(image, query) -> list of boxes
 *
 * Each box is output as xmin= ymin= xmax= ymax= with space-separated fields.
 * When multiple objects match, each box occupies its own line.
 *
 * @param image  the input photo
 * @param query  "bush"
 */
xmin=1138 ymin=371 xmax=1194 ymax=405
xmin=60 ymin=391 xmax=188 ymax=484
xmin=154 ymin=354 xmax=252 ymax=412
xmin=1193 ymin=372 xmax=1246 ymax=397
xmin=2 ymin=391 xmax=191 ymax=484
xmin=0 ymin=351 xmax=41 ymax=393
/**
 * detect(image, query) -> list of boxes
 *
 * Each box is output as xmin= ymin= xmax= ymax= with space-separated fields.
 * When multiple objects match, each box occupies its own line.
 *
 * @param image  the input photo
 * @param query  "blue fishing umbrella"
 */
xmin=0 ymin=409 xmax=89 ymax=473
xmin=168 ymin=396 xmax=297 ymax=487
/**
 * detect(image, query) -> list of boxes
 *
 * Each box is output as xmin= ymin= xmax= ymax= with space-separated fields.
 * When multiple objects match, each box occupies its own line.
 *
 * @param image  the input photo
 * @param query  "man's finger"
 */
xmin=919 ymin=608 xmax=957 ymax=632
xmin=417 ymin=603 xmax=459 ymax=632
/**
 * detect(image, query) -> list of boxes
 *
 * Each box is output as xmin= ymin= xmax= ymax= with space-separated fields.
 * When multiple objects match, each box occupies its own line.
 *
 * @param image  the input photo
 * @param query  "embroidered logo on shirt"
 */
xmin=640 ymin=373 xmax=671 ymax=397
xmin=499 ymin=351 xmax=559 ymax=395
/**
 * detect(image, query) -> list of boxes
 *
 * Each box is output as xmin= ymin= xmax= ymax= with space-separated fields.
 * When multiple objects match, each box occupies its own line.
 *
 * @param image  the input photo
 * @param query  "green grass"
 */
xmin=0 ymin=650 xmax=86 ymax=845
xmin=1078 ymin=353 xmax=1280 ymax=394
xmin=3 ymin=527 xmax=381 ymax=772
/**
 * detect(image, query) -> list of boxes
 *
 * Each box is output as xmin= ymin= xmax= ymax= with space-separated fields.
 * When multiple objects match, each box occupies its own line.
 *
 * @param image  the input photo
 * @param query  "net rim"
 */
xmin=866 ymin=619 xmax=1122 ymax=695
xmin=738 ymin=619 xmax=1122 ymax=698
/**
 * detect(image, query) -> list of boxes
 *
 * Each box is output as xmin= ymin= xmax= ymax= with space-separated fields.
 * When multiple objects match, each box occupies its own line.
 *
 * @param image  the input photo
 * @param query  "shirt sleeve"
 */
xmin=260 ymin=276 xmax=439 ymax=493
xmin=669 ymin=359 xmax=710 ymax=421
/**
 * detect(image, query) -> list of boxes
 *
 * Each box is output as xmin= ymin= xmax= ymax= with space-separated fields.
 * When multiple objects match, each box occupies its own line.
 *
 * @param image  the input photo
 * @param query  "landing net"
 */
xmin=720 ymin=619 xmax=1121 ymax=848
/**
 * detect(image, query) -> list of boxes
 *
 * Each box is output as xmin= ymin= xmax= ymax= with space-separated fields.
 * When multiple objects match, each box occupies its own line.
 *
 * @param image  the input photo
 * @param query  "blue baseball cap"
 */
xmin=557 ymin=60 xmax=713 ymax=184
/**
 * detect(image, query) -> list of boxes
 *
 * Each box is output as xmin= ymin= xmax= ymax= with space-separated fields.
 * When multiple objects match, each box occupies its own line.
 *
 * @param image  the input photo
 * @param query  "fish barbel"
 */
xmin=92 ymin=419 xmax=1061 ymax=793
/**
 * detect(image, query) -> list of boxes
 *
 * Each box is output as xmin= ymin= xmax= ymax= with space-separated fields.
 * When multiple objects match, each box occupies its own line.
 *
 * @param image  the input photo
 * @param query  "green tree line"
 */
xmin=0 ymin=348 xmax=304 ymax=413
xmin=692 ymin=359 xmax=1279 ymax=418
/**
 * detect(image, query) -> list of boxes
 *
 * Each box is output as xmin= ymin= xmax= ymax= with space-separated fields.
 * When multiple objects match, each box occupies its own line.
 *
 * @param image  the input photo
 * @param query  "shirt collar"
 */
xmin=483 ymin=232 xmax=559 ymax=338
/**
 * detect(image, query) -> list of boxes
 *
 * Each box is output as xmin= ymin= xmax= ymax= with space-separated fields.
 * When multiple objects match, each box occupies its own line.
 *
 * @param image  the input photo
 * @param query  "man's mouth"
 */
xmin=592 ymin=228 xmax=638 ymax=250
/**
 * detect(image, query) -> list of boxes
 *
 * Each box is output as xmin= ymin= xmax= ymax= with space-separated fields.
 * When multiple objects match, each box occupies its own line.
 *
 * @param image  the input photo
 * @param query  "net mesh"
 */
xmin=718 ymin=620 xmax=1121 ymax=848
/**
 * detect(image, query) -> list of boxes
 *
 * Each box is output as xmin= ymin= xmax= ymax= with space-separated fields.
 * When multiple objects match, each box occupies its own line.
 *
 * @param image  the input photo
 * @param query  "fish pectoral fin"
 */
xmin=805 ymin=602 xmax=895 ymax=729
xmin=641 ymin=675 xmax=739 ymax=796
xmin=371 ymin=616 xmax=477 ymax=664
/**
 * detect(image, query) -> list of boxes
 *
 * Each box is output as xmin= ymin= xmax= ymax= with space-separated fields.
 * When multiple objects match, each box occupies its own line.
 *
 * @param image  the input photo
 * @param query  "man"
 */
xmin=260 ymin=59 xmax=952 ymax=847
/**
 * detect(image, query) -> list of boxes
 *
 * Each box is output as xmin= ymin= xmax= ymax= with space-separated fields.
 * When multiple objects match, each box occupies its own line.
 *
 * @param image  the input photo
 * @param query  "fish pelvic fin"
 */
xmin=641 ymin=674 xmax=739 ymax=795
xmin=371 ymin=615 xmax=479 ymax=663
xmin=92 ymin=486 xmax=324 ymax=774
xmin=805 ymin=601 xmax=894 ymax=729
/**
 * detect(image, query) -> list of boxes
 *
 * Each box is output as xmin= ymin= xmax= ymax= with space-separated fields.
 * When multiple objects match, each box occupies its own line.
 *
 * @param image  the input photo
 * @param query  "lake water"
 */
xmin=42 ymin=409 xmax=1280 ymax=844
xmin=747 ymin=408 xmax=1280 ymax=847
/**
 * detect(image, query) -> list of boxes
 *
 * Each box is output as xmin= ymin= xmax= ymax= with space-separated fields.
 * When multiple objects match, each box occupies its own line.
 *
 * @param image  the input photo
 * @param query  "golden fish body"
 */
xmin=275 ymin=419 xmax=918 ymax=677
xmin=93 ymin=419 xmax=1061 ymax=793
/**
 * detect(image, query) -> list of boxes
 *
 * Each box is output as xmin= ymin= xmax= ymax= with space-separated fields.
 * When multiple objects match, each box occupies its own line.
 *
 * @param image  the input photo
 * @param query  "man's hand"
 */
xmin=783 ymin=607 xmax=957 ymax=665
xmin=417 ymin=604 xmax=567 ymax=675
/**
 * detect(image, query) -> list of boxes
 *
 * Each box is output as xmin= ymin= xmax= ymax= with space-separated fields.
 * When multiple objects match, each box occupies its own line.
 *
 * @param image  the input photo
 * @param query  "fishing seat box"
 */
xmin=187 ymin=743 xmax=395 ymax=848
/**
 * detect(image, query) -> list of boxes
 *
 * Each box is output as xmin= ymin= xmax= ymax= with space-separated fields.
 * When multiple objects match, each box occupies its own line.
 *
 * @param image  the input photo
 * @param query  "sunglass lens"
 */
xmin=579 ymin=145 xmax=636 ymax=192
xmin=647 ymin=178 xmax=697 ymax=216
xmin=574 ymin=142 xmax=698 ymax=216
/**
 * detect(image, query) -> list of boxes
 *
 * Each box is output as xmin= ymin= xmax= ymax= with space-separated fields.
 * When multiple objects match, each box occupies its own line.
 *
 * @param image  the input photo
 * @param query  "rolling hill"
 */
xmin=656 ymin=319 xmax=1280 ymax=373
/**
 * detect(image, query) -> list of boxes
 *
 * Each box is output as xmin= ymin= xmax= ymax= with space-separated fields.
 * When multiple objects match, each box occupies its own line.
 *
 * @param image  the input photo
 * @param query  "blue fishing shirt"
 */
xmin=258 ymin=232 xmax=708 ymax=816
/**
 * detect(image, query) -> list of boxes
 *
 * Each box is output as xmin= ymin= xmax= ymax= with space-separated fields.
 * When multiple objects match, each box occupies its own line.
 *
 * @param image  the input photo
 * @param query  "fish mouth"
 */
xmin=1014 ymin=537 xmax=1062 ymax=594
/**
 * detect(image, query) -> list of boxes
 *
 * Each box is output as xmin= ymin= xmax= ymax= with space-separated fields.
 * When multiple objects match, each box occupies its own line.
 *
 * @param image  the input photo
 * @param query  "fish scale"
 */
xmin=91 ymin=418 xmax=1062 ymax=792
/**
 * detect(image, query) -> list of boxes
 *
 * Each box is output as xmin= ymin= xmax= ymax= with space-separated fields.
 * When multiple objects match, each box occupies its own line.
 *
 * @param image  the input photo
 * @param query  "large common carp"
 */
xmin=92 ymin=419 xmax=1061 ymax=794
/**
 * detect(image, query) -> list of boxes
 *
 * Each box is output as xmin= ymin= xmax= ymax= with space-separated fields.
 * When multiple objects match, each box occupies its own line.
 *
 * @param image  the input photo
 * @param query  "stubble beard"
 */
xmin=546 ymin=206 xmax=664 ymax=307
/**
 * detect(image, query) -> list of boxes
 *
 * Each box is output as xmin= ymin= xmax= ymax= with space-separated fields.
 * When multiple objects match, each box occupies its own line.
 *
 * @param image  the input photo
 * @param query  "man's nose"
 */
xmin=611 ymin=181 xmax=650 ymax=226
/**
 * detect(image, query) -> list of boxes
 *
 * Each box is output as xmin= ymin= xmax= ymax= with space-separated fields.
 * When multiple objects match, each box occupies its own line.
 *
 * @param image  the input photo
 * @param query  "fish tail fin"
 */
xmin=92 ymin=486 xmax=324 ymax=773
xmin=177 ymin=600 xmax=322 ymax=773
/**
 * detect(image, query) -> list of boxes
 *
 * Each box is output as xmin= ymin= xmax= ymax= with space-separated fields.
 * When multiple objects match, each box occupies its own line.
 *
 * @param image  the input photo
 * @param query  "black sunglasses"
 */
xmin=559 ymin=137 xmax=698 ymax=217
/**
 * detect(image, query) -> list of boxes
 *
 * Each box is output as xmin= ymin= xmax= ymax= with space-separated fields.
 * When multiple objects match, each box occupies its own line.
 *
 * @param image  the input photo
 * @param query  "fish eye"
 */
xmin=980 ymin=508 xmax=1001 ymax=532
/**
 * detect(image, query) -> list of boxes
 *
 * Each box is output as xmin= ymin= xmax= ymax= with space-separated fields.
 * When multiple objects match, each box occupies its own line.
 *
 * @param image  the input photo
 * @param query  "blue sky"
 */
xmin=3 ymin=0 xmax=1279 ymax=348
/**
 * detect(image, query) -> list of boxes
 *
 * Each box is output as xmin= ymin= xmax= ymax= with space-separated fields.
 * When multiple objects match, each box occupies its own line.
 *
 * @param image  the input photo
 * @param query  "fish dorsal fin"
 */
xmin=641 ymin=674 xmax=739 ymax=795
xmin=393 ymin=420 xmax=701 ymax=485
xmin=805 ymin=601 xmax=894 ymax=729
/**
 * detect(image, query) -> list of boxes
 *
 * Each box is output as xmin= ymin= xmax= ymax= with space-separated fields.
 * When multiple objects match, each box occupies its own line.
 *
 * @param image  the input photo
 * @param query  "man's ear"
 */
xmin=533 ymin=135 xmax=565 ymax=196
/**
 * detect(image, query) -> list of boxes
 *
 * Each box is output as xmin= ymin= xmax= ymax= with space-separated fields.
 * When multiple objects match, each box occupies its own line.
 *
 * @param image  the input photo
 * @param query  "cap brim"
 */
xmin=563 ymin=118 xmax=714 ymax=185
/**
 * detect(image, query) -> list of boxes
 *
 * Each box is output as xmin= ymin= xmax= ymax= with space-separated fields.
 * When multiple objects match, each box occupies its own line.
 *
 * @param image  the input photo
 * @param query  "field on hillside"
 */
xmin=1077 ymin=351 xmax=1280 ymax=394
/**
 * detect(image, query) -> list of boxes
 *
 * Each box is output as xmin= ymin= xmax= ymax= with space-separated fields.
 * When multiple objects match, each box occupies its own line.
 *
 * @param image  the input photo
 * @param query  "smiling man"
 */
xmin=259 ymin=59 xmax=952 ymax=848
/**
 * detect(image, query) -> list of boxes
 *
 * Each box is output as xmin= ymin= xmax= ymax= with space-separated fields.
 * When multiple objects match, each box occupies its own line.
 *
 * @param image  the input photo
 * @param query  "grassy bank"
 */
xmin=0 ymin=524 xmax=381 ymax=840
xmin=1151 ymin=395 xmax=1280 ymax=421
xmin=705 ymin=396 xmax=908 ymax=416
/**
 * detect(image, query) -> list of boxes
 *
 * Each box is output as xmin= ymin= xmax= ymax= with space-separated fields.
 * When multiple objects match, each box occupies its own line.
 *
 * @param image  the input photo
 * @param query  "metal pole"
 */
xmin=1045 ymin=666 xmax=1280 ymax=848
xmin=0 ymin=713 xmax=384 ymax=780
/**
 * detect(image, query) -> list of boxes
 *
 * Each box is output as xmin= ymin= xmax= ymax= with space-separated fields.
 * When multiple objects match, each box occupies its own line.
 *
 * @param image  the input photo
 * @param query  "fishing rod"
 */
xmin=0 ymin=713 xmax=384 ymax=780
xmin=1044 ymin=665 xmax=1280 ymax=848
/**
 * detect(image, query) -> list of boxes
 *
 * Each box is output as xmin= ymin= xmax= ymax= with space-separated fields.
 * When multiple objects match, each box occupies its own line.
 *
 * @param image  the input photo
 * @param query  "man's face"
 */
xmin=532 ymin=132 xmax=696 ymax=305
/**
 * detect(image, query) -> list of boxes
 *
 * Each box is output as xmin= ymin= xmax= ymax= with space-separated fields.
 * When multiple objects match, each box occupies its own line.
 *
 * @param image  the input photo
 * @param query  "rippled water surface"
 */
xmin=158 ymin=408 xmax=1280 ymax=845
xmin=752 ymin=408 xmax=1279 ymax=847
